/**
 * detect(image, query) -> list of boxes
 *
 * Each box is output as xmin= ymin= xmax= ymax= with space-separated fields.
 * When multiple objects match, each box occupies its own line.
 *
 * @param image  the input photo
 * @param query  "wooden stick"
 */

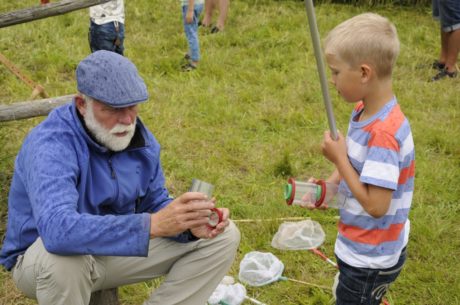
xmin=233 ymin=217 xmax=309 ymax=223
xmin=0 ymin=53 xmax=48 ymax=99
xmin=0 ymin=0 xmax=112 ymax=29
xmin=0 ymin=95 xmax=74 ymax=122
xmin=281 ymin=276 xmax=331 ymax=291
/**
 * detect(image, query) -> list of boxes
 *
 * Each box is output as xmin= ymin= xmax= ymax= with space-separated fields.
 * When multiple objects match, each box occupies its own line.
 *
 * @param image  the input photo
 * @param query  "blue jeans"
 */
xmin=182 ymin=4 xmax=203 ymax=62
xmin=335 ymin=247 xmax=407 ymax=305
xmin=89 ymin=21 xmax=125 ymax=56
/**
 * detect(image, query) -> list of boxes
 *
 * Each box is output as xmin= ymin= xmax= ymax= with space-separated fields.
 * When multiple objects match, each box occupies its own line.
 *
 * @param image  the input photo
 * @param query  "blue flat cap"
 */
xmin=76 ymin=50 xmax=148 ymax=108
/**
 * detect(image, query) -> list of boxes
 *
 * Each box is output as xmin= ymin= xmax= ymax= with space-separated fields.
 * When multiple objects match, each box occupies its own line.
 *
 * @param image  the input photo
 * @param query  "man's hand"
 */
xmin=190 ymin=208 xmax=230 ymax=239
xmin=150 ymin=192 xmax=215 ymax=238
xmin=321 ymin=130 xmax=348 ymax=165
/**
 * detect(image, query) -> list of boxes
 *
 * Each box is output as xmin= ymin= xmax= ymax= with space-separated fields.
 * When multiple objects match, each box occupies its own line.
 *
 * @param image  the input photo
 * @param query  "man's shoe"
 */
xmin=430 ymin=68 xmax=457 ymax=81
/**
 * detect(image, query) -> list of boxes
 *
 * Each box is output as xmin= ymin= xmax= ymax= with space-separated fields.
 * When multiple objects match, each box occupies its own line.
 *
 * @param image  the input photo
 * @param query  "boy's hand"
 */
xmin=186 ymin=10 xmax=194 ymax=23
xmin=302 ymin=177 xmax=328 ymax=210
xmin=321 ymin=130 xmax=347 ymax=165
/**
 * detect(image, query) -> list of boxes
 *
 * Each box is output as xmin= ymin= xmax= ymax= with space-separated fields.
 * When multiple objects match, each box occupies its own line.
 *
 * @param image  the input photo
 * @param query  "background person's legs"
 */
xmin=216 ymin=0 xmax=229 ymax=31
xmin=439 ymin=29 xmax=448 ymax=65
xmin=202 ymin=0 xmax=216 ymax=27
xmin=438 ymin=0 xmax=460 ymax=73
xmin=89 ymin=21 xmax=125 ymax=56
xmin=444 ymin=29 xmax=460 ymax=73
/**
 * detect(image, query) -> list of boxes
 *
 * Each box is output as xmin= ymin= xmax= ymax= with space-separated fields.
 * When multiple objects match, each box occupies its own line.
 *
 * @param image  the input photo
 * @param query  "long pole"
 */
xmin=304 ymin=0 xmax=338 ymax=140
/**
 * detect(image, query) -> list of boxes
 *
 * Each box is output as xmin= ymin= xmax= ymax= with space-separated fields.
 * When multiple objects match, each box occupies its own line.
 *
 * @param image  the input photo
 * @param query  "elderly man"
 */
xmin=0 ymin=51 xmax=240 ymax=305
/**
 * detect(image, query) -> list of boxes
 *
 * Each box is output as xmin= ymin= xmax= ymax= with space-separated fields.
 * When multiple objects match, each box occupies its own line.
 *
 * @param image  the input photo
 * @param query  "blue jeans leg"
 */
xmin=89 ymin=21 xmax=125 ymax=56
xmin=335 ymin=247 xmax=407 ymax=305
xmin=182 ymin=4 xmax=203 ymax=62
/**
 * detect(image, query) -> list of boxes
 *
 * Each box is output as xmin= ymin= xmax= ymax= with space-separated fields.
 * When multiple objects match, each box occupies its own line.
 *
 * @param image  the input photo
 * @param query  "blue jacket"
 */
xmin=0 ymin=102 xmax=193 ymax=271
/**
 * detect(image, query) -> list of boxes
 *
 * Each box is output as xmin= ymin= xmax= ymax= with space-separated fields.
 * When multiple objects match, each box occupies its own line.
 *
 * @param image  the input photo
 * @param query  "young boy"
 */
xmin=315 ymin=13 xmax=415 ymax=305
xmin=181 ymin=0 xmax=204 ymax=71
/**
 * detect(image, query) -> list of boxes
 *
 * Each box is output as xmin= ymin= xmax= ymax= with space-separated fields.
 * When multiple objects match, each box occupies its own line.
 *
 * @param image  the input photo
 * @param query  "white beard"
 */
xmin=83 ymin=103 xmax=136 ymax=152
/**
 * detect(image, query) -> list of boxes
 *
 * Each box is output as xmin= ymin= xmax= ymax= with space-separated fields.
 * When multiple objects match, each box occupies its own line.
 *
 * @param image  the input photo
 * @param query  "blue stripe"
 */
xmin=360 ymin=176 xmax=397 ymax=190
xmin=401 ymin=150 xmax=415 ymax=168
xmin=395 ymin=119 xmax=411 ymax=143
xmin=350 ymin=98 xmax=397 ymax=130
xmin=366 ymin=146 xmax=399 ymax=165
xmin=392 ymin=179 xmax=414 ymax=199
xmin=337 ymin=229 xmax=405 ymax=257
xmin=348 ymin=128 xmax=370 ymax=146
xmin=339 ymin=178 xmax=413 ymax=199
xmin=349 ymin=156 xmax=364 ymax=173
xmin=340 ymin=209 xmax=410 ymax=230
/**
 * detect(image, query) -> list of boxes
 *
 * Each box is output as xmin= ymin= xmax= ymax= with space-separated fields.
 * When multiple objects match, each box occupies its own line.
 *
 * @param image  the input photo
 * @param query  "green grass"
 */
xmin=1 ymin=1 xmax=459 ymax=304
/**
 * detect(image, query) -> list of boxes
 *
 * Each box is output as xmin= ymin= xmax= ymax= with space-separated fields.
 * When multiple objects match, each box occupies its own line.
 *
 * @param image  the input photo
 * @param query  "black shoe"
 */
xmin=181 ymin=62 xmax=197 ymax=72
xmin=210 ymin=26 xmax=220 ymax=34
xmin=431 ymin=60 xmax=445 ymax=71
xmin=430 ymin=68 xmax=457 ymax=81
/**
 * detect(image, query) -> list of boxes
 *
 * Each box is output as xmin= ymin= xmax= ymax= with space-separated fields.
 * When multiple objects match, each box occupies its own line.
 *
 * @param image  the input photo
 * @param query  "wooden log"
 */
xmin=0 ymin=0 xmax=112 ymax=29
xmin=0 ymin=95 xmax=74 ymax=122
xmin=89 ymin=288 xmax=120 ymax=305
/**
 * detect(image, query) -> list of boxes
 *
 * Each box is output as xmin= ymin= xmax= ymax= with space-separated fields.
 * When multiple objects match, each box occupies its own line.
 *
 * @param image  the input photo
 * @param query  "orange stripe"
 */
xmin=363 ymin=105 xmax=405 ymax=151
xmin=338 ymin=221 xmax=404 ymax=245
xmin=398 ymin=160 xmax=415 ymax=185
xmin=368 ymin=130 xmax=399 ymax=151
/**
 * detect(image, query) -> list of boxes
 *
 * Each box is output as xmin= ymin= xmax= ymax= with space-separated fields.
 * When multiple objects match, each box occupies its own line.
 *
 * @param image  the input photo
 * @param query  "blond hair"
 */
xmin=324 ymin=13 xmax=400 ymax=79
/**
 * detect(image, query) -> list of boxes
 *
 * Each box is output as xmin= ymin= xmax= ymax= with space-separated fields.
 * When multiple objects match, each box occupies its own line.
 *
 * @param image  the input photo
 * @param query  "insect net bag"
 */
xmin=238 ymin=251 xmax=284 ymax=287
xmin=271 ymin=219 xmax=325 ymax=250
xmin=207 ymin=282 xmax=247 ymax=305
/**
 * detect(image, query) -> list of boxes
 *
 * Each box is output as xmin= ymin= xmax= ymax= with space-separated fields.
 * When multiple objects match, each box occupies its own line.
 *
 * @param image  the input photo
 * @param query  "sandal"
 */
xmin=210 ymin=26 xmax=220 ymax=34
xmin=431 ymin=60 xmax=445 ymax=71
xmin=430 ymin=68 xmax=457 ymax=81
xmin=181 ymin=62 xmax=197 ymax=72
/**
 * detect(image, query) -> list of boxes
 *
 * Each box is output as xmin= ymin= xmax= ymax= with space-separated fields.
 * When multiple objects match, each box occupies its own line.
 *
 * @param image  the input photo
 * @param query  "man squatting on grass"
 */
xmin=307 ymin=13 xmax=415 ymax=305
xmin=0 ymin=50 xmax=240 ymax=305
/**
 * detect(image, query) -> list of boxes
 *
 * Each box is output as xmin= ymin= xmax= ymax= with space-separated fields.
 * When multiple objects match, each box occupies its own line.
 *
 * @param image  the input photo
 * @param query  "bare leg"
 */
xmin=439 ymin=29 xmax=448 ymax=64
xmin=445 ymin=29 xmax=460 ymax=72
xmin=202 ymin=0 xmax=216 ymax=27
xmin=216 ymin=0 xmax=229 ymax=31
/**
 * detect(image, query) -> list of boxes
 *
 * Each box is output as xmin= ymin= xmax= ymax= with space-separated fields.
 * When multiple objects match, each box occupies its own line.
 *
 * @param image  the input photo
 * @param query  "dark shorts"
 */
xmin=89 ymin=21 xmax=125 ymax=55
xmin=432 ymin=0 xmax=460 ymax=32
xmin=335 ymin=247 xmax=407 ymax=305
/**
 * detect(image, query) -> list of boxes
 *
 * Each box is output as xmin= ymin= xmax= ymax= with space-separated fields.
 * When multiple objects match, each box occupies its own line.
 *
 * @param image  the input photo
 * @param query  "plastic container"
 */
xmin=189 ymin=179 xmax=222 ymax=227
xmin=284 ymin=178 xmax=338 ymax=208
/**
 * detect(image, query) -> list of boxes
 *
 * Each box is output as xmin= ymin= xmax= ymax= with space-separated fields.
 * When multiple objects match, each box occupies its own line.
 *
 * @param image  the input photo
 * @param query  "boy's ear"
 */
xmin=360 ymin=64 xmax=372 ymax=83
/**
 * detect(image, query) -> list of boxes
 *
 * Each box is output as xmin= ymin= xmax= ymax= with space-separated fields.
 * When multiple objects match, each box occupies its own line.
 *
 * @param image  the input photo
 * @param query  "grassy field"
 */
xmin=0 ymin=1 xmax=459 ymax=304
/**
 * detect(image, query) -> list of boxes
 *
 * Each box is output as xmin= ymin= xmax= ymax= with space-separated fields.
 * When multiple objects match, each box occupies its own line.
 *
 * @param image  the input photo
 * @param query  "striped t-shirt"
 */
xmin=335 ymin=97 xmax=415 ymax=269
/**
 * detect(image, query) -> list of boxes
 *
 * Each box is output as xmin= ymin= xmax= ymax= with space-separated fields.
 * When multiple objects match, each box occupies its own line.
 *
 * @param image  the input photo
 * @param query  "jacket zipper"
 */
xmin=108 ymin=157 xmax=116 ymax=179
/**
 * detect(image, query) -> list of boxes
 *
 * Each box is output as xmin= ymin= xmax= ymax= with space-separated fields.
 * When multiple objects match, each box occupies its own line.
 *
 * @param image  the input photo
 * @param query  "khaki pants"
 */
xmin=12 ymin=222 xmax=240 ymax=305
